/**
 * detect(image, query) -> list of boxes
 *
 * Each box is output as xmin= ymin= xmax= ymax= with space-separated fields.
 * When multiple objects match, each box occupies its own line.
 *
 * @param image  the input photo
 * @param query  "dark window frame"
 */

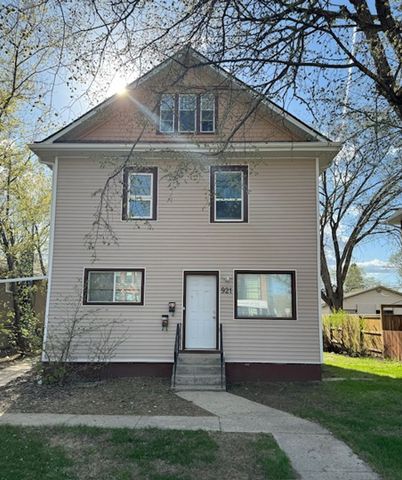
xmin=83 ymin=268 xmax=145 ymax=306
xmin=122 ymin=167 xmax=158 ymax=221
xmin=210 ymin=165 xmax=248 ymax=223
xmin=157 ymin=93 xmax=217 ymax=134
xmin=234 ymin=270 xmax=297 ymax=320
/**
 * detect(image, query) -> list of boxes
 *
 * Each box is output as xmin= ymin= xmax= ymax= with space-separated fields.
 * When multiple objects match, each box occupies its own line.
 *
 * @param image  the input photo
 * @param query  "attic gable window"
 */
xmin=122 ymin=167 xmax=158 ymax=221
xmin=178 ymin=94 xmax=196 ymax=132
xmin=158 ymin=93 xmax=216 ymax=134
xmin=200 ymin=93 xmax=215 ymax=132
xmin=159 ymin=94 xmax=175 ymax=133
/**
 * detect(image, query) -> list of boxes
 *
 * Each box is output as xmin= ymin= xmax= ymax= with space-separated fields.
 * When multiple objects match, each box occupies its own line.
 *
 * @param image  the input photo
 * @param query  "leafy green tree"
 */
xmin=0 ymin=142 xmax=50 ymax=353
xmin=344 ymin=263 xmax=366 ymax=293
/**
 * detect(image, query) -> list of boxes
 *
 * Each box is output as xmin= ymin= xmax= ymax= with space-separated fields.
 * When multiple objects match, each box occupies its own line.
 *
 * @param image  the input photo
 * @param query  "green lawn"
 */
xmin=324 ymin=352 xmax=402 ymax=378
xmin=230 ymin=353 xmax=402 ymax=480
xmin=0 ymin=426 xmax=295 ymax=480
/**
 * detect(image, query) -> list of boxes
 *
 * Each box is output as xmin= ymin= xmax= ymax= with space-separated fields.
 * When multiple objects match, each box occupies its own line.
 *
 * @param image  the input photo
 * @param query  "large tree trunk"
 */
xmin=323 ymin=288 xmax=344 ymax=312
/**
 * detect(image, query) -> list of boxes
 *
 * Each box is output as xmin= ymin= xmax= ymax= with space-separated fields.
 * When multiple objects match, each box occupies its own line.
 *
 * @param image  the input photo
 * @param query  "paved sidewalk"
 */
xmin=0 ymin=413 xmax=220 ymax=430
xmin=177 ymin=391 xmax=380 ymax=480
xmin=0 ymin=390 xmax=380 ymax=480
xmin=0 ymin=359 xmax=34 ymax=388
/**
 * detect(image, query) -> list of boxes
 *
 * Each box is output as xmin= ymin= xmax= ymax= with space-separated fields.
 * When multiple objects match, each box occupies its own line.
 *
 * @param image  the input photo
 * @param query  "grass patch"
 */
xmin=0 ymin=425 xmax=296 ymax=479
xmin=0 ymin=425 xmax=72 ymax=480
xmin=230 ymin=352 xmax=402 ymax=480
xmin=110 ymin=428 xmax=217 ymax=474
xmin=254 ymin=435 xmax=295 ymax=479
xmin=323 ymin=352 xmax=402 ymax=378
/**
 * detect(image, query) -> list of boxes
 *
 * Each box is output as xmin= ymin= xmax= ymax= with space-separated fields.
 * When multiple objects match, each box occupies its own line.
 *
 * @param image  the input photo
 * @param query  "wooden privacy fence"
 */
xmin=381 ymin=305 xmax=402 ymax=361
xmin=361 ymin=316 xmax=383 ymax=356
xmin=329 ymin=315 xmax=383 ymax=356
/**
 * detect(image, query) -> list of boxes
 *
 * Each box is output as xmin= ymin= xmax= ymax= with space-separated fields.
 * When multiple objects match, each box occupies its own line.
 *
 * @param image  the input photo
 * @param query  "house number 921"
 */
xmin=221 ymin=287 xmax=232 ymax=295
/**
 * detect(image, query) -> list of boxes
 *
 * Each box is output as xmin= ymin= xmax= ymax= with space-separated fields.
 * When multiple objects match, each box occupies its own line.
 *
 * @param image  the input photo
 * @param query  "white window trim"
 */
xmin=214 ymin=170 xmax=244 ymax=222
xmin=178 ymin=94 xmax=196 ymax=133
xmin=127 ymin=172 xmax=154 ymax=220
xmin=87 ymin=270 xmax=143 ymax=304
xmin=159 ymin=94 xmax=175 ymax=133
xmin=200 ymin=94 xmax=215 ymax=133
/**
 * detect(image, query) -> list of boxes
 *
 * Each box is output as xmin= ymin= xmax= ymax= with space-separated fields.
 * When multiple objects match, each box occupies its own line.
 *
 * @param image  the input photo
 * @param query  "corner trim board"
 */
xmin=41 ymin=156 xmax=58 ymax=361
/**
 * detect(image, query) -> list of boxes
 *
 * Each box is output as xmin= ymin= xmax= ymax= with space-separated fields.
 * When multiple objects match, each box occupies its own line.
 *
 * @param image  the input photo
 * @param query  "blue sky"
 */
xmin=352 ymin=238 xmax=400 ymax=287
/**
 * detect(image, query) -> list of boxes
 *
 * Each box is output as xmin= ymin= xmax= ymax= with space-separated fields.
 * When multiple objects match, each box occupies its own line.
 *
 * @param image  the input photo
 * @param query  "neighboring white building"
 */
xmin=322 ymin=286 xmax=402 ymax=315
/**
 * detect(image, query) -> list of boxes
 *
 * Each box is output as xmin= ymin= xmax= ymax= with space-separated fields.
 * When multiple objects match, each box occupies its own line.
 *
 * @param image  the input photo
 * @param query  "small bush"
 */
xmin=323 ymin=311 xmax=367 ymax=356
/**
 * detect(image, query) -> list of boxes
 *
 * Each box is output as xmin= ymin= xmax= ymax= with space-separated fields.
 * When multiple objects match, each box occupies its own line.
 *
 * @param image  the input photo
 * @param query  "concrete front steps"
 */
xmin=172 ymin=352 xmax=226 ymax=391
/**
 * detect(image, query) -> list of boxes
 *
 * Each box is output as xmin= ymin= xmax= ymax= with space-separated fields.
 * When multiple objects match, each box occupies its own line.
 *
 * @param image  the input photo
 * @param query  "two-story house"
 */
xmin=30 ymin=48 xmax=341 ymax=388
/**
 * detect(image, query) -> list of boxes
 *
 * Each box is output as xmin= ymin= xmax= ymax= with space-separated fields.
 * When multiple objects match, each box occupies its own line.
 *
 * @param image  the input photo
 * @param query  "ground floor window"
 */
xmin=234 ymin=270 xmax=296 ymax=319
xmin=83 ymin=269 xmax=144 ymax=305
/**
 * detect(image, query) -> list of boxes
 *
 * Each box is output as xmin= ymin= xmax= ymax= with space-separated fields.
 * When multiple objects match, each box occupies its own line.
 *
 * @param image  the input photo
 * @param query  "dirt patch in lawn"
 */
xmin=46 ymin=427 xmax=296 ymax=480
xmin=0 ymin=373 xmax=211 ymax=416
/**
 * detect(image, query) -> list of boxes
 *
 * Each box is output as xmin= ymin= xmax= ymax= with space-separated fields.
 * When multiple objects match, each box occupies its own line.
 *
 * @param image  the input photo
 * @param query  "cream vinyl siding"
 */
xmin=47 ymin=155 xmax=320 ymax=364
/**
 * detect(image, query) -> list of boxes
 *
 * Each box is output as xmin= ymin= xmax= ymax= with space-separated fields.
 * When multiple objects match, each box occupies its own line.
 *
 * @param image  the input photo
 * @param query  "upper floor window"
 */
xmin=159 ymin=93 xmax=216 ymax=134
xmin=210 ymin=165 xmax=248 ymax=222
xmin=122 ymin=167 xmax=158 ymax=221
xmin=84 ymin=269 xmax=145 ymax=305
xmin=179 ymin=94 xmax=196 ymax=132
xmin=159 ymin=94 xmax=175 ymax=133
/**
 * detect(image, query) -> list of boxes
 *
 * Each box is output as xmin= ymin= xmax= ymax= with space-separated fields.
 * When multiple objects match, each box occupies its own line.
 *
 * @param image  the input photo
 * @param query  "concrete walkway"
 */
xmin=0 ymin=359 xmax=34 ymax=388
xmin=0 ymin=390 xmax=379 ymax=480
xmin=177 ymin=391 xmax=379 ymax=480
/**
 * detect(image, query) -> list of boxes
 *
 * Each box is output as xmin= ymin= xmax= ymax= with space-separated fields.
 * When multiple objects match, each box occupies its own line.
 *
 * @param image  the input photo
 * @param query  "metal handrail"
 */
xmin=173 ymin=323 xmax=181 ymax=388
xmin=219 ymin=323 xmax=225 ymax=389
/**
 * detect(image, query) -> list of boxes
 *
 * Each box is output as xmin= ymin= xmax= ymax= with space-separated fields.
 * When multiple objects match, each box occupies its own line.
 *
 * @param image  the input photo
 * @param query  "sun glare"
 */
xmin=108 ymin=75 xmax=128 ymax=96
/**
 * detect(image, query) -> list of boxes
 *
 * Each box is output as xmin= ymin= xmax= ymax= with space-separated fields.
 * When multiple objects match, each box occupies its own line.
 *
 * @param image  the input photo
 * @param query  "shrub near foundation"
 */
xmin=323 ymin=311 xmax=366 ymax=356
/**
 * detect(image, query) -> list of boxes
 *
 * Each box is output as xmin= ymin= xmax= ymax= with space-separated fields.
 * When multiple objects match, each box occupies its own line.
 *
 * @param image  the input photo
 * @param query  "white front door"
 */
xmin=185 ymin=274 xmax=217 ymax=349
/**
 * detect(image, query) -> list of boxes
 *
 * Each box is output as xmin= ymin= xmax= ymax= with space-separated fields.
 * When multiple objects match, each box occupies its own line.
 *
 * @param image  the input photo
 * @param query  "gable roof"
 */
xmin=37 ymin=47 xmax=331 ymax=145
xmin=344 ymin=285 xmax=402 ymax=300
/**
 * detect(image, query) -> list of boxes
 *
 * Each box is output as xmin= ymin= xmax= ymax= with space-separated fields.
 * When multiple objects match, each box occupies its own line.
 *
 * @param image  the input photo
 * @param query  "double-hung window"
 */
xmin=200 ymin=93 xmax=215 ymax=132
xmin=210 ymin=165 xmax=248 ymax=222
xmin=123 ymin=167 xmax=158 ymax=220
xmin=159 ymin=94 xmax=175 ymax=133
xmin=178 ymin=94 xmax=196 ymax=132
xmin=84 ymin=269 xmax=144 ymax=305
xmin=235 ymin=271 xmax=296 ymax=319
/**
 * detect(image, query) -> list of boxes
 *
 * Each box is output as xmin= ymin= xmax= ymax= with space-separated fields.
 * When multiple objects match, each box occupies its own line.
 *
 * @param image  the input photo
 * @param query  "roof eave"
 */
xmin=29 ymin=140 xmax=341 ymax=171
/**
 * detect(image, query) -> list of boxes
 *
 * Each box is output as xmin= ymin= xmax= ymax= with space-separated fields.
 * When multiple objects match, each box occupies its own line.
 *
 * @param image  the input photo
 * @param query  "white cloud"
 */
xmin=355 ymin=259 xmax=395 ymax=274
